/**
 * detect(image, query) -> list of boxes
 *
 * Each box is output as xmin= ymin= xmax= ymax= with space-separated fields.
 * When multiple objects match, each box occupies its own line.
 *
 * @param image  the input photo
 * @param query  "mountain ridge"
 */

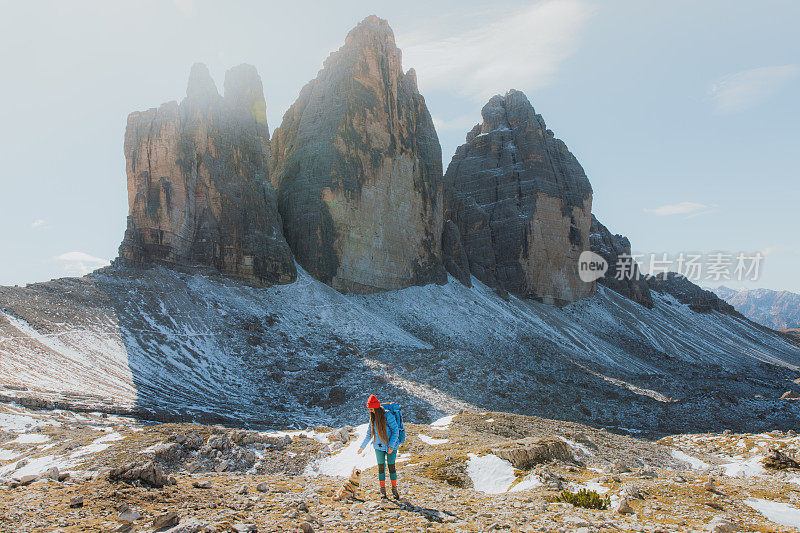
xmin=714 ymin=286 xmax=800 ymax=330
xmin=1 ymin=261 xmax=798 ymax=436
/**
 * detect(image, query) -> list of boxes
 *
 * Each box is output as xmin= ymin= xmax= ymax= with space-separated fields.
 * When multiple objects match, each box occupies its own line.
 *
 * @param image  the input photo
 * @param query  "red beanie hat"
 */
xmin=366 ymin=394 xmax=381 ymax=408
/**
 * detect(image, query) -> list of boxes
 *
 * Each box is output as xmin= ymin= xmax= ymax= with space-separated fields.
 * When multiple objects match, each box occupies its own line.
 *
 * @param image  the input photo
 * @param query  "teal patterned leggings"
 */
xmin=375 ymin=449 xmax=397 ymax=484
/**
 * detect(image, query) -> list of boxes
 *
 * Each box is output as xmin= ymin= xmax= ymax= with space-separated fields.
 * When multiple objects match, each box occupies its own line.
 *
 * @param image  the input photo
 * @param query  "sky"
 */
xmin=0 ymin=0 xmax=798 ymax=292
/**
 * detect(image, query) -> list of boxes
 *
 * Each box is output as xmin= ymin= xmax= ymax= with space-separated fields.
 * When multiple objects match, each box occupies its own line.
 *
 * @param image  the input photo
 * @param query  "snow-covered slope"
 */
xmin=1 ymin=265 xmax=798 ymax=434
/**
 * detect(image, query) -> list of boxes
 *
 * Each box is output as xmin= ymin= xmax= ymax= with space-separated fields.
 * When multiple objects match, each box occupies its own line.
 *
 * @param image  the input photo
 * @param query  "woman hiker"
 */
xmin=357 ymin=394 xmax=400 ymax=499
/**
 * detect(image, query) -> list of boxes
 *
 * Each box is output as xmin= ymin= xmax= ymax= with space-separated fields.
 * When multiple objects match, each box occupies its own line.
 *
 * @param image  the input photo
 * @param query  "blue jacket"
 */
xmin=360 ymin=413 xmax=399 ymax=451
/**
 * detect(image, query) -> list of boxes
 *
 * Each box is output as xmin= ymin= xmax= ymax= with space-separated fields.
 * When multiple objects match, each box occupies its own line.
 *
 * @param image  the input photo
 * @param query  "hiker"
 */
xmin=357 ymin=394 xmax=402 ymax=499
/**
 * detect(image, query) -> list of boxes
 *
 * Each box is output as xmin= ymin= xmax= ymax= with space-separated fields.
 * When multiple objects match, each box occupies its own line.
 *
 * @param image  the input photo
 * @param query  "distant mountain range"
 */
xmin=714 ymin=286 xmax=800 ymax=331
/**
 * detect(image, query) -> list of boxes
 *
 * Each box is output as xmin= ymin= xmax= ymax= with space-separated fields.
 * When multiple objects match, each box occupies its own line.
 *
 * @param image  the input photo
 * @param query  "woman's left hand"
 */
xmin=387 ymin=447 xmax=393 ymax=454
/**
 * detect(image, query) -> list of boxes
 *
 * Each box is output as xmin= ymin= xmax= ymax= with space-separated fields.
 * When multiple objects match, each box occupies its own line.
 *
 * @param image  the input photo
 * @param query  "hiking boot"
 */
xmin=391 ymin=486 xmax=400 ymax=499
xmin=380 ymin=487 xmax=388 ymax=499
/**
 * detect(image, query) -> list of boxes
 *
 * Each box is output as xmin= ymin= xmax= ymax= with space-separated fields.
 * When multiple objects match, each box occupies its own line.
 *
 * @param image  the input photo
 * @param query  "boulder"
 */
xmin=13 ymin=474 xmax=39 ymax=486
xmin=41 ymin=466 xmax=59 ymax=481
xmin=184 ymin=461 xmax=202 ymax=473
xmin=153 ymin=442 xmax=182 ymax=462
xmin=153 ymin=511 xmax=179 ymax=530
xmin=622 ymin=482 xmax=644 ymax=500
xmin=161 ymin=520 xmax=209 ymax=533
xmin=707 ymin=516 xmax=738 ymax=533
xmin=207 ymin=434 xmax=233 ymax=451
xmin=329 ymin=427 xmax=350 ymax=444
xmin=109 ymin=461 xmax=169 ymax=488
xmin=118 ymin=63 xmax=296 ymax=286
xmin=69 ymin=496 xmax=84 ymax=508
xmin=230 ymin=430 xmax=260 ymax=446
xmin=443 ymin=90 xmax=594 ymax=305
xmin=616 ymin=498 xmax=634 ymax=515
xmin=118 ymin=509 xmax=142 ymax=523
xmin=491 ymin=437 xmax=573 ymax=469
xmin=762 ymin=447 xmax=800 ymax=469
xmin=270 ymin=15 xmax=446 ymax=293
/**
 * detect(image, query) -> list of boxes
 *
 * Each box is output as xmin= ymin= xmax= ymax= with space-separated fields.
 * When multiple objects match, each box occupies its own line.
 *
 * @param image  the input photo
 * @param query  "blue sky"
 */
xmin=1 ymin=0 xmax=798 ymax=292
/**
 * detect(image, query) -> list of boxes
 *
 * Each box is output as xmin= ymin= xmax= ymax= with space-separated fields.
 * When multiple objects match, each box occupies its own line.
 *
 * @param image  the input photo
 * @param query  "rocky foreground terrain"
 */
xmin=2 ymin=401 xmax=800 ymax=532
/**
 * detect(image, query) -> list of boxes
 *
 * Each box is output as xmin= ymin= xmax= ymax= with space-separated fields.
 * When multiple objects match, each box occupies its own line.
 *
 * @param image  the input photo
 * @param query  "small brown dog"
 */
xmin=333 ymin=467 xmax=363 ymax=501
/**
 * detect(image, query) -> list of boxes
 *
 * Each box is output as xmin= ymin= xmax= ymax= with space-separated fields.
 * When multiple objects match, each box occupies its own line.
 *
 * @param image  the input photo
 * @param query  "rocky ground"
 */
xmin=2 ymin=264 xmax=800 ymax=438
xmin=1 ymin=402 xmax=799 ymax=532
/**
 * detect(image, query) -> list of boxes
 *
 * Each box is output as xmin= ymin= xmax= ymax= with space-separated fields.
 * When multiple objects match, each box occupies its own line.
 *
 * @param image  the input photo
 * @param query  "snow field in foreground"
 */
xmin=466 ymin=453 xmax=516 ymax=494
xmin=670 ymin=449 xmax=709 ymax=470
xmin=9 ymin=434 xmax=50 ymax=444
xmin=430 ymin=415 xmax=455 ymax=429
xmin=745 ymin=498 xmax=800 ymax=530
xmin=305 ymin=424 xmax=409 ymax=478
xmin=465 ymin=453 xmax=543 ymax=494
xmin=720 ymin=455 xmax=766 ymax=478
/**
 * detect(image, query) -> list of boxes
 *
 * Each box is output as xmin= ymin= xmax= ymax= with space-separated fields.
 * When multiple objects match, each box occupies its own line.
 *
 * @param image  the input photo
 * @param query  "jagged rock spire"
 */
xmin=118 ymin=63 xmax=296 ymax=285
xmin=270 ymin=15 xmax=445 ymax=293
xmin=443 ymin=89 xmax=594 ymax=305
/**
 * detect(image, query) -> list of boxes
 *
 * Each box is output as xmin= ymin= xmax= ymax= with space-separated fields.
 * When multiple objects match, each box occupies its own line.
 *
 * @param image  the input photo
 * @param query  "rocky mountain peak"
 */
xmin=478 ymin=89 xmax=533 ymax=134
xmin=270 ymin=17 xmax=445 ymax=293
xmin=185 ymin=62 xmax=220 ymax=102
xmin=404 ymin=67 xmax=419 ymax=93
xmin=118 ymin=64 xmax=295 ymax=285
xmin=343 ymin=14 xmax=396 ymax=48
xmin=223 ymin=64 xmax=269 ymax=129
xmin=443 ymin=89 xmax=594 ymax=304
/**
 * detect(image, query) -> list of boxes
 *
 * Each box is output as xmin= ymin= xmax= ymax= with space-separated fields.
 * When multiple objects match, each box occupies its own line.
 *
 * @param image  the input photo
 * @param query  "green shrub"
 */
xmin=552 ymin=488 xmax=610 ymax=510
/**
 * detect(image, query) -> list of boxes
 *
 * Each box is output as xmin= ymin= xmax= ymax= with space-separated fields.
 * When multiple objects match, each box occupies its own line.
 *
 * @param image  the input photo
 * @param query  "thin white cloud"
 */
xmin=644 ymin=201 xmax=711 ymax=217
xmin=30 ymin=219 xmax=48 ymax=229
xmin=432 ymin=114 xmax=481 ymax=133
xmin=55 ymin=252 xmax=110 ymax=277
xmin=171 ymin=0 xmax=198 ymax=18
xmin=401 ymin=0 xmax=593 ymax=101
xmin=709 ymin=64 xmax=799 ymax=114
xmin=760 ymin=245 xmax=800 ymax=257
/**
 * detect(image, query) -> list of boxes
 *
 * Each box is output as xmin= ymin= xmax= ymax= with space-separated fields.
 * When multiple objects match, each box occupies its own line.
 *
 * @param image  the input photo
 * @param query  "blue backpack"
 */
xmin=382 ymin=403 xmax=406 ymax=445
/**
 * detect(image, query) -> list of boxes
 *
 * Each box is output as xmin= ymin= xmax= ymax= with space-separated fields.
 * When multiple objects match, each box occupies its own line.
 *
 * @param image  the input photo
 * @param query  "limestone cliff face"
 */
xmin=589 ymin=216 xmax=653 ymax=308
xmin=118 ymin=64 xmax=296 ymax=285
xmin=443 ymin=90 xmax=594 ymax=305
xmin=270 ymin=15 xmax=446 ymax=293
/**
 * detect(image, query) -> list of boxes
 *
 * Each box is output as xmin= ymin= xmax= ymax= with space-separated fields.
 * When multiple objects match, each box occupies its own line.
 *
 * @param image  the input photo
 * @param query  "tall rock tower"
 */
xmin=270 ymin=15 xmax=446 ymax=293
xmin=443 ymin=90 xmax=594 ymax=305
xmin=118 ymin=64 xmax=296 ymax=285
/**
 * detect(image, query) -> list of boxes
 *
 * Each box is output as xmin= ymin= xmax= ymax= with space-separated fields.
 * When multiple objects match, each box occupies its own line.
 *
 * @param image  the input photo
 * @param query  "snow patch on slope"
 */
xmin=466 ymin=453 xmax=516 ymax=494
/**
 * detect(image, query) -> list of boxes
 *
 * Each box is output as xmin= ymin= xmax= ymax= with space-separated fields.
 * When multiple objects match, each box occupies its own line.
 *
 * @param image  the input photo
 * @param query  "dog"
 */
xmin=333 ymin=467 xmax=363 ymax=501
